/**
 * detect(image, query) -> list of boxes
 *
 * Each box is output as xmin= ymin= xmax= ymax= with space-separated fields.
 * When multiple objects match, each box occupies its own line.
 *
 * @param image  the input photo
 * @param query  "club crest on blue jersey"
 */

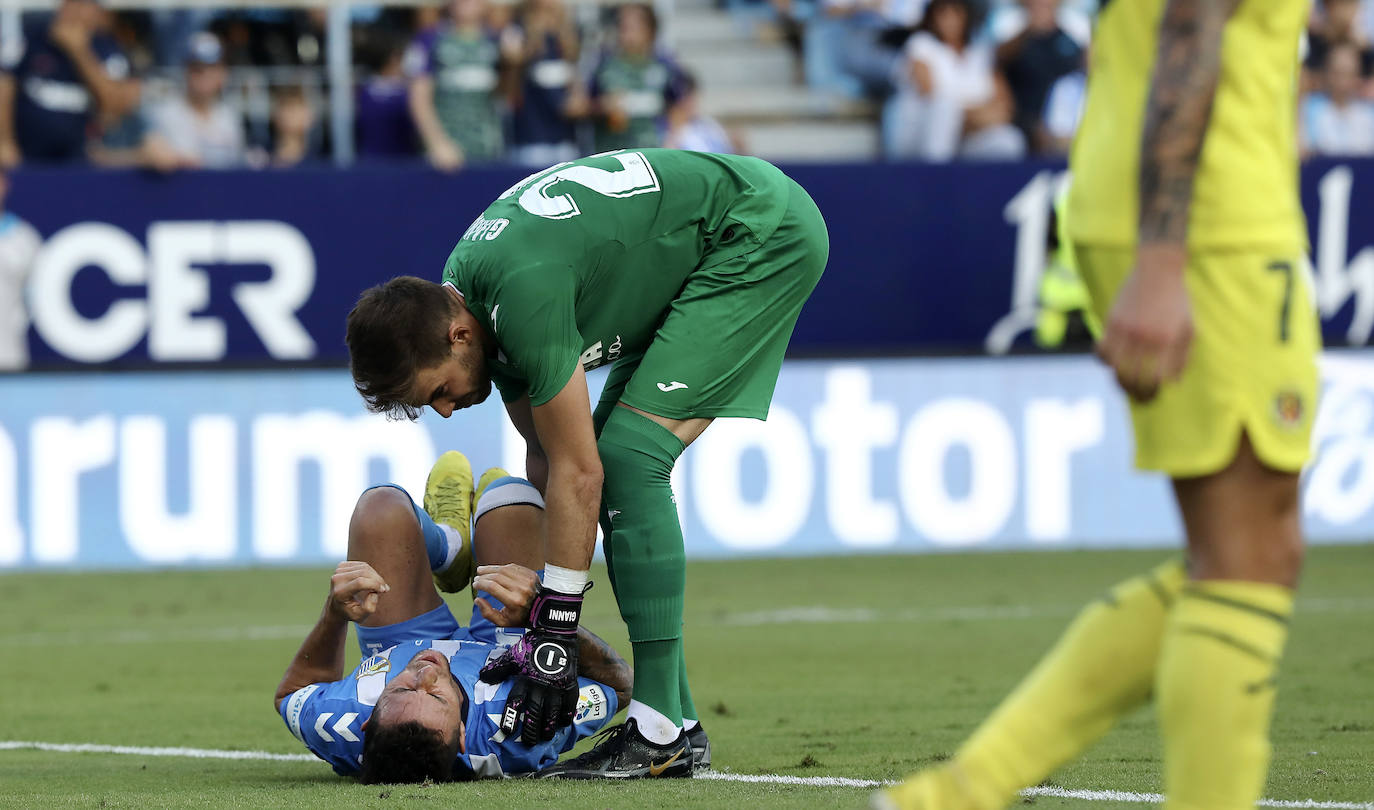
xmin=356 ymin=655 xmax=391 ymax=679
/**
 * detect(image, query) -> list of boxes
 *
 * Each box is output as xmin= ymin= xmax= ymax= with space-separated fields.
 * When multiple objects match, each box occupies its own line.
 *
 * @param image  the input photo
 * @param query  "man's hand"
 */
xmin=428 ymin=138 xmax=464 ymax=172
xmin=478 ymin=584 xmax=586 ymax=744
xmin=1097 ymin=244 xmax=1193 ymax=402
xmin=49 ymin=14 xmax=92 ymax=56
xmin=604 ymin=95 xmax=630 ymax=133
xmin=141 ymin=133 xmax=194 ymax=173
xmin=499 ymin=25 xmax=526 ymax=62
xmin=473 ymin=564 xmax=538 ymax=627
xmin=276 ymin=560 xmax=381 ymax=709
xmin=563 ymin=85 xmax=590 ymax=119
xmin=0 ymin=139 xmax=20 ymax=169
xmin=327 ymin=561 xmax=390 ymax=623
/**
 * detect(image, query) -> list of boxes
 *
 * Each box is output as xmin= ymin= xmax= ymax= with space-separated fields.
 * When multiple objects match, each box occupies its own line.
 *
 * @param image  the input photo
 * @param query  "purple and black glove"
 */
xmin=479 ymin=584 xmax=587 ymax=744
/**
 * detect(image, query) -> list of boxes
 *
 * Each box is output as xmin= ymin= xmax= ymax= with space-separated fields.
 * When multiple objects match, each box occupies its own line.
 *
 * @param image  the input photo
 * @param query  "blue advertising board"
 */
xmin=2 ymin=352 xmax=1371 ymax=570
xmin=9 ymin=157 xmax=1374 ymax=367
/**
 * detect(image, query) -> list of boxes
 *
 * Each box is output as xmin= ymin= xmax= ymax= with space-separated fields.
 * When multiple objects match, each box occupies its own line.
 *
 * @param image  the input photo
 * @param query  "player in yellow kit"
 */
xmin=876 ymin=1 xmax=1318 ymax=808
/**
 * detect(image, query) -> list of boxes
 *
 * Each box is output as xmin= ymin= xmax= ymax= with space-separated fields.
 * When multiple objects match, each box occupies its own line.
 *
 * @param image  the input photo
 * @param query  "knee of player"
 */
xmin=351 ymin=486 xmax=420 ymax=538
xmin=596 ymin=443 xmax=649 ymax=502
xmin=1271 ymin=530 xmax=1307 ymax=582
xmin=1254 ymin=467 xmax=1307 ymax=580
xmin=594 ymin=433 xmax=625 ymax=473
xmin=597 ymin=412 xmax=680 ymax=485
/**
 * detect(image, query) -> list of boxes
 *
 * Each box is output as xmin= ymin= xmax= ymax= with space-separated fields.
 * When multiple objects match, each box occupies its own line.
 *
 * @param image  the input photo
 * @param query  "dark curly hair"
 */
xmin=345 ymin=276 xmax=457 ymax=421
xmin=358 ymin=719 xmax=463 ymax=784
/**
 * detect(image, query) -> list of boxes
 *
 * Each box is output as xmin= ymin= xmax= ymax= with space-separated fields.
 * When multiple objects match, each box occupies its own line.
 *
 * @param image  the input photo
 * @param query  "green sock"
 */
xmin=632 ymin=639 xmax=684 ymax=727
xmin=679 ymin=643 xmax=699 ymax=724
xmin=597 ymin=407 xmax=688 ymax=721
xmin=599 ymin=504 xmax=619 ymax=599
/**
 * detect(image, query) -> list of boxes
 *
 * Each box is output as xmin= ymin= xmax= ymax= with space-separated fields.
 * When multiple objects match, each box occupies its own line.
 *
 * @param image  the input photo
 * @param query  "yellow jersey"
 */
xmin=1067 ymin=0 xmax=1308 ymax=252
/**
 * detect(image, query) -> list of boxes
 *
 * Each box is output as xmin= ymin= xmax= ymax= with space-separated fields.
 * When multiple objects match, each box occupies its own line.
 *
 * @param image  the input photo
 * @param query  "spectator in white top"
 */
xmin=0 ymin=172 xmax=42 ymax=371
xmin=147 ymin=32 xmax=247 ymax=169
xmin=1303 ymin=41 xmax=1374 ymax=157
xmin=884 ymin=0 xmax=1024 ymax=161
xmin=808 ymin=0 xmax=924 ymax=98
xmin=1361 ymin=0 xmax=1374 ymax=49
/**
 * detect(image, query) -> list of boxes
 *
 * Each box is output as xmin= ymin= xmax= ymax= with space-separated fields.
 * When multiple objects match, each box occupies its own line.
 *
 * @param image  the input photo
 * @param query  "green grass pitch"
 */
xmin=3 ymin=546 xmax=1372 ymax=809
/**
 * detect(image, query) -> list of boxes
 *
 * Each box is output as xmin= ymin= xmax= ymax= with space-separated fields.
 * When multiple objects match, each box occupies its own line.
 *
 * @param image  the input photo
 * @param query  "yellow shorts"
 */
xmin=1075 ymin=245 xmax=1321 ymax=477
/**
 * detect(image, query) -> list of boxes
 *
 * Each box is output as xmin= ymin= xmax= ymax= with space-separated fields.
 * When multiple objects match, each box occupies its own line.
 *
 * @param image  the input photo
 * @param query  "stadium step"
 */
xmin=677 ymin=46 xmax=797 ymax=87
xmin=666 ymin=2 xmax=881 ymax=160
xmin=669 ymin=11 xmax=746 ymax=47
xmin=700 ymin=86 xmax=875 ymax=122
xmin=736 ymin=119 xmax=881 ymax=162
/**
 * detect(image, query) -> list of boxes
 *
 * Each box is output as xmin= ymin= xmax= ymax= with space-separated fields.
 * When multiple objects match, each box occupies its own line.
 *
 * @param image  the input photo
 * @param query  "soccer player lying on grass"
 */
xmin=273 ymin=452 xmax=632 ymax=782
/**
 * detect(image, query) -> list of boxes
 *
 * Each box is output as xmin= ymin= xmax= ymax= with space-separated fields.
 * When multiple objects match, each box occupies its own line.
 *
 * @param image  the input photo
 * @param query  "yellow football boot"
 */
xmin=473 ymin=466 xmax=513 ymax=517
xmin=424 ymin=451 xmax=475 ymax=593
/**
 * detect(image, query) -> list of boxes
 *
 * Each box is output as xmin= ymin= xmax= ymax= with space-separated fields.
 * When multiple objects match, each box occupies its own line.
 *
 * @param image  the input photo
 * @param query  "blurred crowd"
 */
xmin=764 ymin=0 xmax=1374 ymax=160
xmin=0 ymin=0 xmax=732 ymax=172
xmin=1 ymin=0 xmax=1374 ymax=171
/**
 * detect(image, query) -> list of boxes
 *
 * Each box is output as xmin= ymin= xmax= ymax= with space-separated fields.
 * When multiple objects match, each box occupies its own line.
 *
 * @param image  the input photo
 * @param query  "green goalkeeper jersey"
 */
xmin=441 ymin=148 xmax=794 ymax=407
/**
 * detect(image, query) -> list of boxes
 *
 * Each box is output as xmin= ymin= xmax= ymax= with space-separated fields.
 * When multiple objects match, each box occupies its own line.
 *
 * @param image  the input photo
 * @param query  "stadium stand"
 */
xmin=3 ymin=0 xmax=1374 ymax=164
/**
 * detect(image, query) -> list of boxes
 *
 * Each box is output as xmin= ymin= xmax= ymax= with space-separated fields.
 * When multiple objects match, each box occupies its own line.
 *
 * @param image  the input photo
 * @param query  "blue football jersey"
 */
xmin=279 ymin=636 xmax=617 ymax=778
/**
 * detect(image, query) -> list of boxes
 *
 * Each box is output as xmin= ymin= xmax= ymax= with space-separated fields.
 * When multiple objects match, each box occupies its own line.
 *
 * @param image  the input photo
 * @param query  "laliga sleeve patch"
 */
xmin=283 ymin=683 xmax=321 ymax=743
xmin=574 ymin=684 xmax=609 ymax=725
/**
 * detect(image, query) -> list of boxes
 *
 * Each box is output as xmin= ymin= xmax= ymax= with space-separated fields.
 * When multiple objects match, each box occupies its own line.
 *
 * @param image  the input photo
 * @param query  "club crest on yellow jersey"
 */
xmin=1274 ymin=389 xmax=1305 ymax=430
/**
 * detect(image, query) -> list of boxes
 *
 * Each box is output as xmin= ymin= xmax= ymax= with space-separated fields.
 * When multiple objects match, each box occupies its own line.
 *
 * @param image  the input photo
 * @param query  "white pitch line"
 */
xmin=0 ymin=624 xmax=315 ymax=648
xmin=721 ymin=597 xmax=1374 ymax=628
xmin=2 ymin=597 xmax=1371 ymax=647
xmin=0 ymin=609 xmax=1057 ymax=647
xmin=696 ymin=775 xmax=1374 ymax=809
xmin=0 ymin=741 xmax=316 ymax=762
xmin=2 ymin=740 xmax=1371 ymax=809
xmin=721 ymin=604 xmax=1065 ymax=626
xmin=1019 ymin=786 xmax=1374 ymax=810
xmin=696 ymin=771 xmax=894 ymax=788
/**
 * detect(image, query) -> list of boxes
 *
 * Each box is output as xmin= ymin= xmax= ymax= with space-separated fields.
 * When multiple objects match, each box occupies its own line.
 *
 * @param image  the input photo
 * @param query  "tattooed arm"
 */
xmin=1098 ymin=0 xmax=1240 ymax=401
xmin=576 ymin=626 xmax=633 ymax=709
xmin=1137 ymin=0 xmax=1242 ymax=247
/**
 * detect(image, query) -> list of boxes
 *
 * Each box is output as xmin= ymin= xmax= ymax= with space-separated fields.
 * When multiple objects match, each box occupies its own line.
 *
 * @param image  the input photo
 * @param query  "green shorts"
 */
xmin=592 ymin=178 xmax=828 ymax=428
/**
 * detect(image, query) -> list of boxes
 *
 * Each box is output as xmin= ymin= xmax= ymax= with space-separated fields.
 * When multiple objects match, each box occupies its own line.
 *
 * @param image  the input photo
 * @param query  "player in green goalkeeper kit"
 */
xmin=345 ymin=148 xmax=828 ymax=778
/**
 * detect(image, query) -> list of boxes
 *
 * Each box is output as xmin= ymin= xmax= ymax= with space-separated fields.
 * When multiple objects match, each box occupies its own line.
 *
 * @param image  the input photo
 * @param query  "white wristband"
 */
xmin=542 ymin=564 xmax=589 ymax=595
